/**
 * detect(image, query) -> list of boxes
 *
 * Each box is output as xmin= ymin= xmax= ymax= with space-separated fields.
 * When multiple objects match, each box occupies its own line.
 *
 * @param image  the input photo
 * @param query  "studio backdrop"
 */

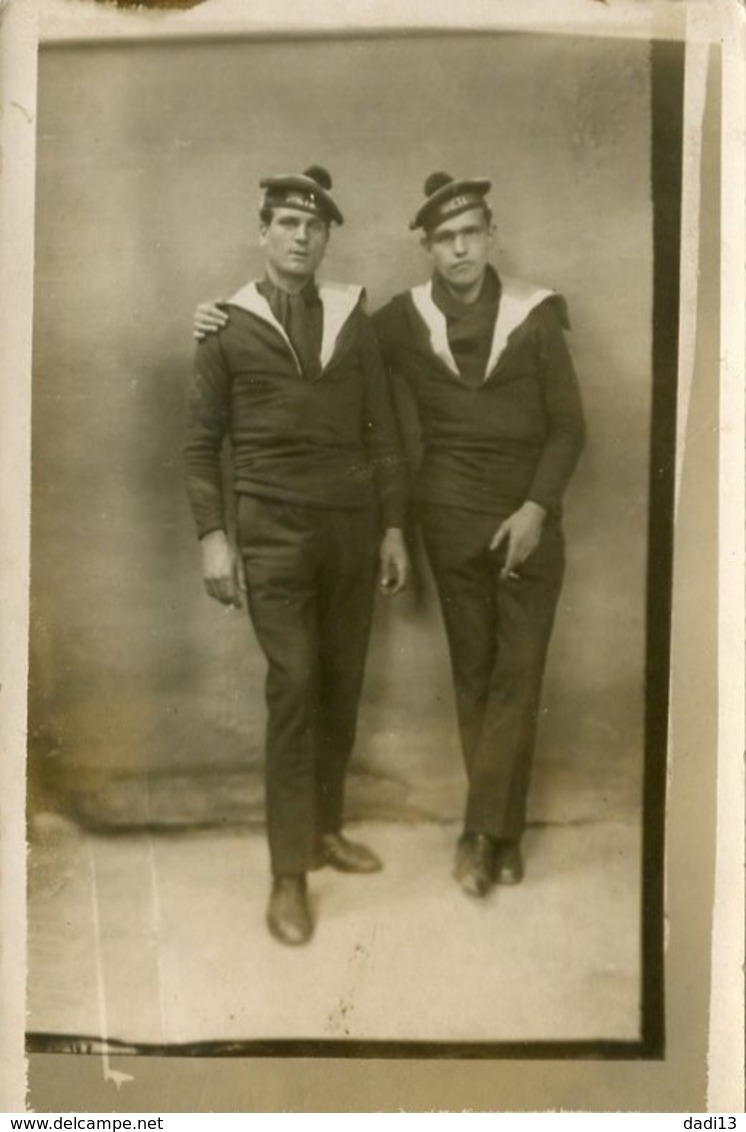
xmin=29 ymin=32 xmax=652 ymax=848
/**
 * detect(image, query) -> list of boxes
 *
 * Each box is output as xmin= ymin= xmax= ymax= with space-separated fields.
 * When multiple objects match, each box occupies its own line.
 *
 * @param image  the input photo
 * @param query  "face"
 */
xmin=423 ymin=206 xmax=492 ymax=293
xmin=259 ymin=207 xmax=330 ymax=285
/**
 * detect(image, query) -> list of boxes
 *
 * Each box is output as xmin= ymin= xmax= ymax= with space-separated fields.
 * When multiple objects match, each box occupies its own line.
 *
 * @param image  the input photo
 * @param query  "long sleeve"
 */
xmin=526 ymin=300 xmax=586 ymax=515
xmin=183 ymin=333 xmax=232 ymax=539
xmin=356 ymin=309 xmax=409 ymax=529
xmin=372 ymin=298 xmax=424 ymax=476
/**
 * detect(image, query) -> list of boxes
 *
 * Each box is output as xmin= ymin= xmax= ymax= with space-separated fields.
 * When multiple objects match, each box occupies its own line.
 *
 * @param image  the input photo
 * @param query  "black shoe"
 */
xmin=266 ymin=876 xmax=313 ymax=945
xmin=493 ymin=841 xmax=524 ymax=885
xmin=315 ymin=832 xmax=383 ymax=874
xmin=454 ymin=833 xmax=495 ymax=897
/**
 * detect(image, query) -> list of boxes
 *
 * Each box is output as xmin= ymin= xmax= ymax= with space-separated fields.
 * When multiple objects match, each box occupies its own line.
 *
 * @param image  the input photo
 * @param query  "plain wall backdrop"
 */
xmin=29 ymin=32 xmax=652 ymax=830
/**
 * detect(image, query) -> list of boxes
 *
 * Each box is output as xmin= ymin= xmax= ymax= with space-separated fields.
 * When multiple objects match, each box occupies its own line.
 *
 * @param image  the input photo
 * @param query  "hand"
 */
xmin=200 ymin=530 xmax=246 ymax=608
xmin=379 ymin=527 xmax=409 ymax=597
xmin=194 ymin=300 xmax=229 ymax=340
xmin=489 ymin=501 xmax=547 ymax=581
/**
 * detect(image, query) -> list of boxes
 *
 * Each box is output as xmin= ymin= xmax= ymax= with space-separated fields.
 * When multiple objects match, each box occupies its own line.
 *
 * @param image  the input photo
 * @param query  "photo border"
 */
xmin=0 ymin=0 xmax=740 ymax=1113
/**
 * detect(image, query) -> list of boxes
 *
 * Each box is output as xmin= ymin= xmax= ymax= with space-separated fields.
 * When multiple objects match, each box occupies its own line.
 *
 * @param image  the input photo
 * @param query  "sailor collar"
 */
xmin=408 ymin=273 xmax=560 ymax=382
xmin=227 ymin=279 xmax=364 ymax=374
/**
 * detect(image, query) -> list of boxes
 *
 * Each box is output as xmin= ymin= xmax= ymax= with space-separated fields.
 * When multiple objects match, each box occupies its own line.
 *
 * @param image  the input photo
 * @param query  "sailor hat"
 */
xmin=260 ymin=165 xmax=343 ymax=226
xmin=410 ymin=171 xmax=492 ymax=231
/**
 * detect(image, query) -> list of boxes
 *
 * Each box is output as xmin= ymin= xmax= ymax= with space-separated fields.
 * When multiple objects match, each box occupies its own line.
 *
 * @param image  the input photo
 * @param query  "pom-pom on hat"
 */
xmin=410 ymin=171 xmax=492 ymax=231
xmin=260 ymin=165 xmax=344 ymax=226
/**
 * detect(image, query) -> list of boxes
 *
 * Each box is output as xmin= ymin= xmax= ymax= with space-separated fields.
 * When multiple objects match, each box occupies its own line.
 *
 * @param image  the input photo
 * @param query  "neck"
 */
xmin=438 ymin=271 xmax=486 ymax=306
xmin=265 ymin=262 xmax=312 ymax=295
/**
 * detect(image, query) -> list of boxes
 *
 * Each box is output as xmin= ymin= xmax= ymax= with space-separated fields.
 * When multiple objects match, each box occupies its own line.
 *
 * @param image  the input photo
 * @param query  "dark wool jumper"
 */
xmin=372 ymin=269 xmax=585 ymax=516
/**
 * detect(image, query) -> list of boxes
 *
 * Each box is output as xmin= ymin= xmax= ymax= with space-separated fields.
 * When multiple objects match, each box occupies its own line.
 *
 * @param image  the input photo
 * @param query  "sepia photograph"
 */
xmin=25 ymin=19 xmax=670 ymax=1052
xmin=1 ymin=0 xmax=739 ymax=1115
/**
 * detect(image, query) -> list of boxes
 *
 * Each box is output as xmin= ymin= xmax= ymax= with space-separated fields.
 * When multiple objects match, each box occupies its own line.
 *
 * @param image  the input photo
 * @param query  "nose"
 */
xmin=452 ymin=234 xmax=468 ymax=256
xmin=294 ymin=224 xmax=310 ymax=244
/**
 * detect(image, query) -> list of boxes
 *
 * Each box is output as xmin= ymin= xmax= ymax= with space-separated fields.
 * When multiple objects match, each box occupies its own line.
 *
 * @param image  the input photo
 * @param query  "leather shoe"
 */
xmin=453 ymin=833 xmax=495 ymax=897
xmin=266 ymin=876 xmax=313 ymax=945
xmin=493 ymin=841 xmax=524 ymax=885
xmin=315 ymin=832 xmax=383 ymax=874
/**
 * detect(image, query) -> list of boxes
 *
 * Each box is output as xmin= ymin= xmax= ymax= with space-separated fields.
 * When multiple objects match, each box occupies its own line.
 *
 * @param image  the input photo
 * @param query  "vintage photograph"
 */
xmin=25 ymin=21 xmax=677 ymax=1060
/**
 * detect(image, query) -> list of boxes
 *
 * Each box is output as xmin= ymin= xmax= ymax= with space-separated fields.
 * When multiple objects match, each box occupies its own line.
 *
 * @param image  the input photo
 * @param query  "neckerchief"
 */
xmin=431 ymin=267 xmax=501 ymax=387
xmin=257 ymin=276 xmax=323 ymax=380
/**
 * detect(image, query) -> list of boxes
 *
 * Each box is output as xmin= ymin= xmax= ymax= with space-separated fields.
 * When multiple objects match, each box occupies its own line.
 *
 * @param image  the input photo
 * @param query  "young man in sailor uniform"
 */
xmin=184 ymin=166 xmax=409 ymax=945
xmin=193 ymin=172 xmax=584 ymax=901
xmin=371 ymin=174 xmax=585 ymax=897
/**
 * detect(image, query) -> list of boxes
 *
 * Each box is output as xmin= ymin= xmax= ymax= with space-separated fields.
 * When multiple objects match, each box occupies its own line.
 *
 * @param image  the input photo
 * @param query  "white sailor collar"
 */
xmin=228 ymin=279 xmax=364 ymax=374
xmin=408 ymin=273 xmax=561 ymax=382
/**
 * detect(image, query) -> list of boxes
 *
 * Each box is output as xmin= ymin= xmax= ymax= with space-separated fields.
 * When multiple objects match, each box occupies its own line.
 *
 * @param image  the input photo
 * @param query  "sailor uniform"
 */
xmin=186 ymin=279 xmax=405 ymax=534
xmin=185 ymin=279 xmax=406 ymax=875
xmin=373 ymin=269 xmax=585 ymax=841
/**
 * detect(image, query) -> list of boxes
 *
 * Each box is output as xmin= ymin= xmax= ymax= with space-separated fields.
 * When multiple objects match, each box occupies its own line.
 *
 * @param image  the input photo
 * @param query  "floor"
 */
xmin=26 ymin=811 xmax=641 ymax=1047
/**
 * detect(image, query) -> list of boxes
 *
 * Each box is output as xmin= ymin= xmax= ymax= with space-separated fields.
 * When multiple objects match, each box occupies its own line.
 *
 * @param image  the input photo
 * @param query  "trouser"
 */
xmin=419 ymin=502 xmax=565 ymax=842
xmin=237 ymin=495 xmax=379 ymax=877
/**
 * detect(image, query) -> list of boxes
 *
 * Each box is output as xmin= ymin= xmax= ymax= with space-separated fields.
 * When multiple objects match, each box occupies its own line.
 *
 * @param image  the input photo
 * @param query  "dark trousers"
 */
xmin=420 ymin=503 xmax=565 ymax=842
xmin=237 ymin=495 xmax=379 ymax=877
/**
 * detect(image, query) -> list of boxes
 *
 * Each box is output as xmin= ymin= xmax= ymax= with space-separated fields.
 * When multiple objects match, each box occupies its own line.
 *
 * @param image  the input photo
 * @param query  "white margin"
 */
xmin=2 ymin=0 xmax=742 ymax=1115
xmin=38 ymin=0 xmax=665 ymax=45
xmin=675 ymin=13 xmax=708 ymax=512
xmin=0 ymin=0 xmax=36 ymax=1114
xmin=708 ymin=0 xmax=746 ymax=1113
